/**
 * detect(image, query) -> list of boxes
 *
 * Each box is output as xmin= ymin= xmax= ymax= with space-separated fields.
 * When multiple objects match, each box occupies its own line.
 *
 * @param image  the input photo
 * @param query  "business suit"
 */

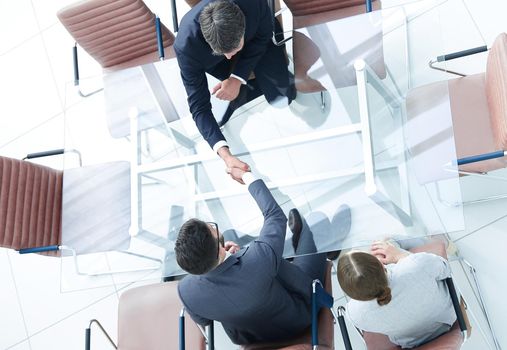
xmin=178 ymin=179 xmax=326 ymax=344
xmin=174 ymin=0 xmax=294 ymax=150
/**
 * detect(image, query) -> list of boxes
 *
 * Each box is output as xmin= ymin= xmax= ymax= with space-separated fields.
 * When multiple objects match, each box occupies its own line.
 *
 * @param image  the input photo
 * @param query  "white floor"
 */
xmin=1 ymin=0 xmax=507 ymax=349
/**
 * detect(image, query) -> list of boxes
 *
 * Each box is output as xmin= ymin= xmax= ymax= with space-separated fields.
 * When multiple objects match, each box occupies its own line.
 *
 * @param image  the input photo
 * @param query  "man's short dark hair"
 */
xmin=175 ymin=218 xmax=219 ymax=275
xmin=199 ymin=0 xmax=245 ymax=54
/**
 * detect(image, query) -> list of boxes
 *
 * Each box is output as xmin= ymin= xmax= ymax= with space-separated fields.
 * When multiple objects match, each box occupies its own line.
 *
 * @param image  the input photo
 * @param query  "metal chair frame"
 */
xmin=16 ymin=149 xmax=163 ymax=276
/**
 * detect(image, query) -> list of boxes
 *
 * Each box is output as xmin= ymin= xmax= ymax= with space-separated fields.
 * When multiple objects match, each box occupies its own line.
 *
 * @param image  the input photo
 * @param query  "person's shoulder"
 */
xmin=402 ymin=252 xmax=444 ymax=266
xmin=234 ymin=0 xmax=266 ymax=13
xmin=346 ymin=299 xmax=376 ymax=325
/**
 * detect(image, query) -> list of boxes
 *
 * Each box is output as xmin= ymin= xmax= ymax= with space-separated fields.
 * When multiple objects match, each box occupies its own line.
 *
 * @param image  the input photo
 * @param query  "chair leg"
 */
xmin=462 ymin=259 xmax=501 ymax=350
xmin=320 ymin=91 xmax=326 ymax=111
xmin=435 ymin=169 xmax=507 ymax=207
xmin=85 ymin=319 xmax=117 ymax=350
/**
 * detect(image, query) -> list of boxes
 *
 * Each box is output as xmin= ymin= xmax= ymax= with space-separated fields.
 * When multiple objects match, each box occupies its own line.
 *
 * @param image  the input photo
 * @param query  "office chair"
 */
xmin=285 ymin=0 xmax=384 ymax=109
xmin=57 ymin=0 xmax=182 ymax=142
xmin=57 ymin=0 xmax=175 ymax=76
xmin=335 ymin=239 xmax=471 ymax=350
xmin=406 ymin=32 xmax=507 ymax=205
xmin=238 ymin=262 xmax=335 ymax=350
xmin=85 ymin=281 xmax=207 ymax=350
xmin=0 ymin=151 xmax=161 ymax=275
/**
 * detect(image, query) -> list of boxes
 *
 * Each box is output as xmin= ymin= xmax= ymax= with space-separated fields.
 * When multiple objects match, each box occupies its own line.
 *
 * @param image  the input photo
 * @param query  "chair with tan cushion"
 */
xmin=57 ymin=0 xmax=180 ymax=140
xmin=0 ymin=152 xmax=160 ymax=275
xmin=85 ymin=281 xmax=206 ymax=349
xmin=406 ymin=33 xmax=507 ymax=190
xmin=57 ymin=0 xmax=175 ymax=73
xmin=240 ymin=262 xmax=334 ymax=350
xmin=286 ymin=0 xmax=385 ymax=98
xmin=361 ymin=239 xmax=471 ymax=350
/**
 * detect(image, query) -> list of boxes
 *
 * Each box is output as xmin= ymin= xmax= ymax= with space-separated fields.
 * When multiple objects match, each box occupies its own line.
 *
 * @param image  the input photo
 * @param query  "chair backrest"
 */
xmin=117 ymin=282 xmax=206 ymax=350
xmin=57 ymin=0 xmax=176 ymax=72
xmin=0 ymin=156 xmax=62 ymax=255
xmin=485 ymin=32 xmax=507 ymax=151
xmin=241 ymin=262 xmax=334 ymax=350
xmin=285 ymin=0 xmax=380 ymax=29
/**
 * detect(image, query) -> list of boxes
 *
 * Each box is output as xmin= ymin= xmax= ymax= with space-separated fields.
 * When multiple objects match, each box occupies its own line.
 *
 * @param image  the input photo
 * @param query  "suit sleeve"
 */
xmin=248 ymin=180 xmax=287 ymax=273
xmin=232 ymin=0 xmax=272 ymax=81
xmin=178 ymin=284 xmax=212 ymax=327
xmin=175 ymin=47 xmax=226 ymax=149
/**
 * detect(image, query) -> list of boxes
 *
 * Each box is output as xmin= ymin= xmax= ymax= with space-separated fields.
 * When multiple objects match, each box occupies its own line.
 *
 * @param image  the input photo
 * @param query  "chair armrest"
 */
xmin=171 ymin=0 xmax=179 ymax=32
xmin=155 ymin=16 xmax=165 ymax=59
xmin=428 ymin=45 xmax=488 ymax=77
xmin=436 ymin=45 xmax=488 ymax=62
xmin=268 ymin=0 xmax=292 ymax=46
xmin=337 ymin=306 xmax=354 ymax=350
xmin=180 ymin=308 xmax=214 ymax=350
xmin=24 ymin=148 xmax=65 ymax=160
xmin=23 ymin=148 xmax=82 ymax=167
xmin=456 ymin=150 xmax=506 ymax=166
xmin=366 ymin=0 xmax=373 ymax=12
xmin=445 ymin=278 xmax=468 ymax=334
xmin=18 ymin=245 xmax=60 ymax=254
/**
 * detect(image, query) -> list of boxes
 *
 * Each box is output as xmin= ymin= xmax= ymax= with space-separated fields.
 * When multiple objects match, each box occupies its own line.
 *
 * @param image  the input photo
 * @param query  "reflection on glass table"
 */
xmin=60 ymin=2 xmax=466 ymax=291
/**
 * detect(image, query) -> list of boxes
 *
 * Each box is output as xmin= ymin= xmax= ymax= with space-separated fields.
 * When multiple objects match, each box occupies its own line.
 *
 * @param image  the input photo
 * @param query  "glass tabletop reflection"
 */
xmin=60 ymin=1 xmax=465 ymax=290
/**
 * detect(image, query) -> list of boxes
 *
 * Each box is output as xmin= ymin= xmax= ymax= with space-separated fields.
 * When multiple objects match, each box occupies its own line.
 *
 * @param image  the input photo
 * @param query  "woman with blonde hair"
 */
xmin=337 ymin=241 xmax=457 ymax=348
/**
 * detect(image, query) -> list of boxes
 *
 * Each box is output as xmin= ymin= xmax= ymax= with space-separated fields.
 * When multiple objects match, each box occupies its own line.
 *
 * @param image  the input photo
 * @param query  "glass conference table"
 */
xmin=61 ymin=2 xmax=465 ymax=290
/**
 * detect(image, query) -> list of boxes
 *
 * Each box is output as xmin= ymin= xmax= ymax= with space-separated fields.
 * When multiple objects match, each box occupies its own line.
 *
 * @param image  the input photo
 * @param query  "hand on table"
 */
xmin=212 ymin=77 xmax=242 ymax=101
xmin=370 ymin=240 xmax=410 ymax=265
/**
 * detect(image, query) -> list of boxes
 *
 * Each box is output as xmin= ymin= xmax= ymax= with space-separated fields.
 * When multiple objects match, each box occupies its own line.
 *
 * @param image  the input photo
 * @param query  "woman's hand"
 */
xmin=370 ymin=240 xmax=410 ymax=265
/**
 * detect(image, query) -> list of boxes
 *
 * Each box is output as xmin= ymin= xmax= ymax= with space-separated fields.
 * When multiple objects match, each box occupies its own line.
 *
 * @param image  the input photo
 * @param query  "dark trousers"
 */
xmin=291 ymin=215 xmax=328 ymax=284
xmin=206 ymin=21 xmax=294 ymax=112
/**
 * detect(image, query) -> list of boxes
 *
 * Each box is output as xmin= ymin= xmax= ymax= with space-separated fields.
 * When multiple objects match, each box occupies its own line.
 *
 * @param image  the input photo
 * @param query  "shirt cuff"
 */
xmin=230 ymin=73 xmax=247 ymax=85
xmin=212 ymin=140 xmax=229 ymax=154
xmin=242 ymin=172 xmax=257 ymax=186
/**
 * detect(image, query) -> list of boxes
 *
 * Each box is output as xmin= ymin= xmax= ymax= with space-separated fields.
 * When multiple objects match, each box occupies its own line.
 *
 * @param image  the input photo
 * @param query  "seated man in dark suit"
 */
xmin=174 ymin=0 xmax=295 ymax=184
xmin=175 ymin=169 xmax=350 ymax=345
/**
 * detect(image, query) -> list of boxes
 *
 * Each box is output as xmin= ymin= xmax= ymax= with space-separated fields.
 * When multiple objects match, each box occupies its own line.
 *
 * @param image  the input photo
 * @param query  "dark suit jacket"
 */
xmin=174 ymin=0 xmax=272 ymax=149
xmin=178 ymin=180 xmax=314 ymax=344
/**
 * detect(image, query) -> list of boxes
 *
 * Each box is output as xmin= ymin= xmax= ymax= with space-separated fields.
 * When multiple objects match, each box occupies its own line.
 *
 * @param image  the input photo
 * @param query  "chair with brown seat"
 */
xmin=57 ymin=0 xmax=180 ymax=140
xmin=57 ymin=0 xmax=175 ymax=75
xmin=0 ymin=151 xmax=161 ymax=275
xmin=405 ymin=33 xmax=507 ymax=203
xmin=335 ymin=239 xmax=472 ymax=350
xmin=285 ymin=0 xmax=385 ymax=108
xmin=85 ymin=281 xmax=207 ymax=350
xmin=238 ymin=261 xmax=335 ymax=350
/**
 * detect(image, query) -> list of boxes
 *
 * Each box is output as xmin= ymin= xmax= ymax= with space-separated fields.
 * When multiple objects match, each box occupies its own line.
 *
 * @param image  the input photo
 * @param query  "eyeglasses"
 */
xmin=207 ymin=222 xmax=220 ymax=259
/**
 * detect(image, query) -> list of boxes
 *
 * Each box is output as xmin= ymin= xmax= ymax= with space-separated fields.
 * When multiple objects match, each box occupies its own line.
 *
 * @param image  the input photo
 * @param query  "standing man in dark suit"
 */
xmin=175 ymin=168 xmax=351 ymax=344
xmin=174 ymin=0 xmax=296 ymax=184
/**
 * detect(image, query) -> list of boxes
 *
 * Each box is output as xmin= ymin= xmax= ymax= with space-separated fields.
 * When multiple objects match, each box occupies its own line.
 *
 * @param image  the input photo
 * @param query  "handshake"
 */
xmin=218 ymin=146 xmax=251 ymax=184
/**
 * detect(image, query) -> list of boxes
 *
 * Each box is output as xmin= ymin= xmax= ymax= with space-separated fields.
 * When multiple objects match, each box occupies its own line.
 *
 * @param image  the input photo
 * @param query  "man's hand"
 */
xmin=212 ymin=77 xmax=242 ymax=101
xmin=370 ymin=240 xmax=410 ymax=265
xmin=224 ymin=241 xmax=241 ymax=254
xmin=217 ymin=146 xmax=250 ymax=184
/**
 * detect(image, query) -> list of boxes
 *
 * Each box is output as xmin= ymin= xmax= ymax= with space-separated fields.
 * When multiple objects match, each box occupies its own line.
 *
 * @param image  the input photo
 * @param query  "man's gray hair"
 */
xmin=199 ymin=0 xmax=245 ymax=54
